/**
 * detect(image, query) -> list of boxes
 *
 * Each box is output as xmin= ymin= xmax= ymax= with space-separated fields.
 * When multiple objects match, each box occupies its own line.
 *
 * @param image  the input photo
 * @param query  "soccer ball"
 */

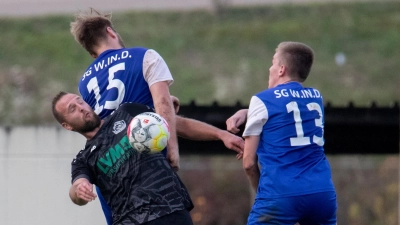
xmin=127 ymin=112 xmax=170 ymax=154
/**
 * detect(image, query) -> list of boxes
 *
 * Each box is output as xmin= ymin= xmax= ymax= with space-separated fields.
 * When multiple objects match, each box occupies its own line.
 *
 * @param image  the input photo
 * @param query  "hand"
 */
xmin=167 ymin=147 xmax=180 ymax=171
xmin=226 ymin=109 xmax=248 ymax=134
xmin=236 ymin=152 xmax=243 ymax=160
xmin=170 ymin=95 xmax=180 ymax=114
xmin=75 ymin=180 xmax=97 ymax=202
xmin=219 ymin=130 xmax=244 ymax=160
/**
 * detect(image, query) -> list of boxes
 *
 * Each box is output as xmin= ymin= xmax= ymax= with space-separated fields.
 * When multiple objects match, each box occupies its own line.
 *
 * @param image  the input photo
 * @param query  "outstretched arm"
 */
xmin=69 ymin=178 xmax=97 ymax=206
xmin=176 ymin=116 xmax=244 ymax=159
xmin=226 ymin=109 xmax=248 ymax=134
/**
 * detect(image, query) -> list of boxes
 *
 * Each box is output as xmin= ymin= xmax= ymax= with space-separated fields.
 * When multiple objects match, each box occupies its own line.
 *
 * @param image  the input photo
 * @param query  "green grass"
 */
xmin=0 ymin=2 xmax=399 ymax=125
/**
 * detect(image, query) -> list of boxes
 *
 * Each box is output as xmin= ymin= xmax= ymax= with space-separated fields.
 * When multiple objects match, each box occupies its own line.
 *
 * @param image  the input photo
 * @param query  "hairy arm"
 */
xmin=243 ymin=135 xmax=260 ymax=192
xmin=176 ymin=116 xmax=244 ymax=158
xmin=69 ymin=178 xmax=97 ymax=206
xmin=150 ymin=82 xmax=179 ymax=171
xmin=144 ymin=50 xmax=179 ymax=171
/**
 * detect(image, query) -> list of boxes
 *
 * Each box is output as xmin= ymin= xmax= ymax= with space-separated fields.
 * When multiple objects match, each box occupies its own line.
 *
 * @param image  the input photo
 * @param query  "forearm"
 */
xmin=154 ymin=95 xmax=178 ymax=150
xmin=236 ymin=109 xmax=249 ymax=120
xmin=244 ymin=164 xmax=260 ymax=192
xmin=176 ymin=116 xmax=244 ymax=155
xmin=243 ymin=135 xmax=260 ymax=192
xmin=149 ymin=82 xmax=180 ymax=169
xmin=226 ymin=109 xmax=249 ymax=133
xmin=176 ymin=116 xmax=222 ymax=141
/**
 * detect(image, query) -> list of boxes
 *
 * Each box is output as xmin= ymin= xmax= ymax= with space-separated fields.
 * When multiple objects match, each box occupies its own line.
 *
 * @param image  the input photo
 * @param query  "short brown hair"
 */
xmin=52 ymin=91 xmax=68 ymax=124
xmin=70 ymin=8 xmax=114 ymax=55
xmin=277 ymin=42 xmax=314 ymax=82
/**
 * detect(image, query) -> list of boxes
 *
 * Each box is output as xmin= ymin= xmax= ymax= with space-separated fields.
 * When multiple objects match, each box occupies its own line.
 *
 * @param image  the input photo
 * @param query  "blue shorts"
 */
xmin=247 ymin=191 xmax=337 ymax=225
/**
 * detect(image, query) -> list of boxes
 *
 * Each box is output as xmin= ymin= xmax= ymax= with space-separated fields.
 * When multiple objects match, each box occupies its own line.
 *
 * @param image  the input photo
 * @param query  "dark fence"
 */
xmin=177 ymin=101 xmax=400 ymax=155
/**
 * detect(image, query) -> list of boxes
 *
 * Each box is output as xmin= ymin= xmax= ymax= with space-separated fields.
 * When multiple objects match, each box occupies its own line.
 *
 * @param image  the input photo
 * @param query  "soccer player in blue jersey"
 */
xmin=227 ymin=42 xmax=337 ymax=225
xmin=70 ymin=8 xmax=180 ymax=171
xmin=70 ymin=9 xmax=244 ymax=224
xmin=52 ymin=92 xmax=243 ymax=224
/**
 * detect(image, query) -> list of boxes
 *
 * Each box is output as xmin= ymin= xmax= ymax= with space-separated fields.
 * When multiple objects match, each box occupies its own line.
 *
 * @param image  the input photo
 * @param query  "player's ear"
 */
xmin=62 ymin=122 xmax=73 ymax=131
xmin=279 ymin=65 xmax=286 ymax=77
xmin=90 ymin=52 xmax=98 ymax=58
xmin=106 ymin=27 xmax=117 ymax=38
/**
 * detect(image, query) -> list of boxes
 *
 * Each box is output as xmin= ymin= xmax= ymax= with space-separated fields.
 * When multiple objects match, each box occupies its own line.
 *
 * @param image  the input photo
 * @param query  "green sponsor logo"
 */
xmin=96 ymin=136 xmax=135 ymax=176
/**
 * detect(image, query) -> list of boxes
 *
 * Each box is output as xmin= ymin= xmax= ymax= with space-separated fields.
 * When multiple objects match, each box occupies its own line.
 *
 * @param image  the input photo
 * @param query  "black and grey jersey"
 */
xmin=71 ymin=103 xmax=193 ymax=224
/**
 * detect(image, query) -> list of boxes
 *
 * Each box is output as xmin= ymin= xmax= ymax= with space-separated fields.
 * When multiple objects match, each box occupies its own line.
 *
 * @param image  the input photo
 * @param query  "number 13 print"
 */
xmin=286 ymin=101 xmax=324 ymax=147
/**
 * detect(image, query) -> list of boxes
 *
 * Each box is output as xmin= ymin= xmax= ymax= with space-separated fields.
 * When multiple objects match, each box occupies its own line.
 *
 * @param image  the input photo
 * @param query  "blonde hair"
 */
xmin=70 ymin=8 xmax=115 ymax=55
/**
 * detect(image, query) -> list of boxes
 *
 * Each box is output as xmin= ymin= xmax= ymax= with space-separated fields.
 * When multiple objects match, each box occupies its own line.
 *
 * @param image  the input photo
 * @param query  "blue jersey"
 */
xmin=78 ymin=47 xmax=173 ymax=225
xmin=243 ymin=82 xmax=335 ymax=199
xmin=79 ymin=47 xmax=154 ymax=119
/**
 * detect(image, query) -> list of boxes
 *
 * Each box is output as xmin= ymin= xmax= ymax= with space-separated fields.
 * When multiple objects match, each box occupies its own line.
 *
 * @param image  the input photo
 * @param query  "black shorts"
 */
xmin=142 ymin=210 xmax=193 ymax=225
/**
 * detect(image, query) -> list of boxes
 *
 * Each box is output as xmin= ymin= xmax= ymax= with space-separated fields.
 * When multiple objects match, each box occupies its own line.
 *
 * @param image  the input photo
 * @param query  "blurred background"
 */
xmin=0 ymin=0 xmax=399 ymax=224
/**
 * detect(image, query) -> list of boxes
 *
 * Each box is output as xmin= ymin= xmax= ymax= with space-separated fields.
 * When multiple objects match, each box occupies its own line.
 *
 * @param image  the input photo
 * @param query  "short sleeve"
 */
xmin=71 ymin=150 xmax=92 ymax=184
xmin=142 ymin=49 xmax=174 ymax=87
xmin=242 ymin=96 xmax=268 ymax=137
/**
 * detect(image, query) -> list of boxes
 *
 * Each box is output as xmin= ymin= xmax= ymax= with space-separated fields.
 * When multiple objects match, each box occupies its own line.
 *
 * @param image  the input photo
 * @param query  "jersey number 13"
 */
xmin=286 ymin=101 xmax=324 ymax=147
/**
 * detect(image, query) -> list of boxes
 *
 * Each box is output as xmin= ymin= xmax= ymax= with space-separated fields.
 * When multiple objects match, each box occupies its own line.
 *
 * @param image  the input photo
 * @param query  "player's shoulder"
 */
xmin=304 ymin=86 xmax=322 ymax=93
xmin=126 ymin=46 xmax=149 ymax=53
xmin=72 ymin=145 xmax=91 ymax=163
xmin=118 ymin=102 xmax=154 ymax=117
xmin=116 ymin=47 xmax=151 ymax=61
xmin=255 ymin=87 xmax=275 ymax=98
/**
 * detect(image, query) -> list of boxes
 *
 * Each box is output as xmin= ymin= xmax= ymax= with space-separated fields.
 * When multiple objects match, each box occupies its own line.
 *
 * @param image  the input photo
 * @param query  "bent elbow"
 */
xmin=243 ymin=161 xmax=256 ymax=172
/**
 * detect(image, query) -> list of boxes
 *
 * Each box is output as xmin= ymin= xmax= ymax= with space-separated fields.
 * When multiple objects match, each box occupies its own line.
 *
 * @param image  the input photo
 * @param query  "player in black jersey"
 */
xmin=52 ymin=91 xmax=193 ymax=224
xmin=51 ymin=91 xmax=243 ymax=224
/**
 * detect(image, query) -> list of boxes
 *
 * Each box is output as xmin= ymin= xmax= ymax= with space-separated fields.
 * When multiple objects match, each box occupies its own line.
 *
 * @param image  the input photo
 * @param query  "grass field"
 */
xmin=0 ymin=2 xmax=399 ymax=125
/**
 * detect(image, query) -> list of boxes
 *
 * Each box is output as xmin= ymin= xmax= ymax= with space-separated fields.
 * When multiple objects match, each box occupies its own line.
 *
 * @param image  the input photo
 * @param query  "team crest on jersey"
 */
xmin=112 ymin=120 xmax=126 ymax=134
